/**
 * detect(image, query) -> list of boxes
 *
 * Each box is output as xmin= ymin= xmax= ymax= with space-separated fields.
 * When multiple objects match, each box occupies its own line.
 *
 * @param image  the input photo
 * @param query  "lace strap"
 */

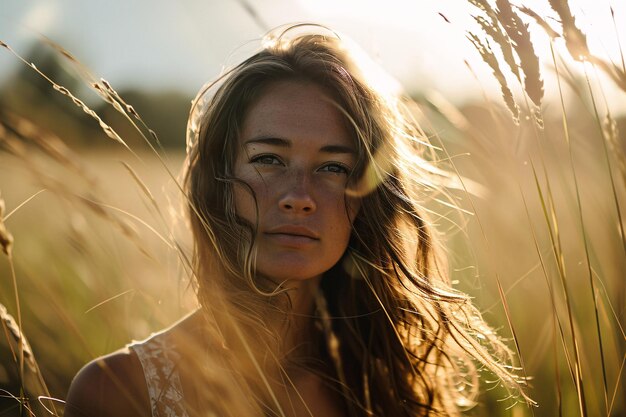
xmin=130 ymin=334 xmax=190 ymax=417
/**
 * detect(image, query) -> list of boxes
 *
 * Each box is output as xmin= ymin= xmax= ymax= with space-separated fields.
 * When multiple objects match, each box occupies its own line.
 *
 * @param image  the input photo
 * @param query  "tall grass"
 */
xmin=0 ymin=1 xmax=624 ymax=416
xmin=452 ymin=1 xmax=625 ymax=415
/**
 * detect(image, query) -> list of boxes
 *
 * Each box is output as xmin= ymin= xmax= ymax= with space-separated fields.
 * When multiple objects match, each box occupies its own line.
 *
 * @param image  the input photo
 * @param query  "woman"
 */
xmin=66 ymin=25 xmax=523 ymax=417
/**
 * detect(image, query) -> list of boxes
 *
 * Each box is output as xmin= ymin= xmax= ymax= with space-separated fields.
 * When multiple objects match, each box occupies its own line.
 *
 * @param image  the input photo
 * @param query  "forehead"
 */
xmin=239 ymin=80 xmax=354 ymax=149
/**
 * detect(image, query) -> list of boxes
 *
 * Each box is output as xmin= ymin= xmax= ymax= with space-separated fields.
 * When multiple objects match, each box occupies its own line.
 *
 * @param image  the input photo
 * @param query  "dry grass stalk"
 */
xmin=579 ymin=64 xmax=626 ymax=254
xmin=467 ymin=0 xmax=544 ymax=126
xmin=494 ymin=0 xmax=544 ymax=107
xmin=474 ymin=15 xmax=521 ymax=83
xmin=2 ymin=303 xmax=59 ymax=416
xmin=0 ymin=111 xmax=166 ymax=262
xmin=34 ymin=38 xmax=205 ymax=238
xmin=603 ymin=114 xmax=626 ymax=187
xmin=0 ymin=193 xmax=56 ymax=414
xmin=467 ymin=33 xmax=520 ymax=123
xmin=610 ymin=7 xmax=626 ymax=73
xmin=38 ymin=36 xmax=170 ymax=156
xmin=0 ymin=40 xmax=130 ymax=150
xmin=547 ymin=0 xmax=590 ymax=61
xmin=548 ymin=41 xmax=622 ymax=417
xmin=0 ymin=303 xmax=36 ymax=373
xmin=38 ymin=38 xmax=152 ymax=142
xmin=517 ymin=6 xmax=561 ymax=40
xmin=548 ymin=0 xmax=626 ymax=91
xmin=1 ymin=112 xmax=97 ymax=188
xmin=40 ymin=36 xmax=178 ymax=169
xmin=469 ymin=0 xmax=524 ymax=89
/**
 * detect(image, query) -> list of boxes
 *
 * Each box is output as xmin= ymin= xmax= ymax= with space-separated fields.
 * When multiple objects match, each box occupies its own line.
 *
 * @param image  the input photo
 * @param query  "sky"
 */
xmin=1 ymin=0 xmax=625 ymax=111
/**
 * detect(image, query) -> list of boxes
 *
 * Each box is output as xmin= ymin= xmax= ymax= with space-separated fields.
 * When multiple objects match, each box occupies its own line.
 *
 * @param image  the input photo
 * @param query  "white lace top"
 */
xmin=130 ymin=332 xmax=190 ymax=417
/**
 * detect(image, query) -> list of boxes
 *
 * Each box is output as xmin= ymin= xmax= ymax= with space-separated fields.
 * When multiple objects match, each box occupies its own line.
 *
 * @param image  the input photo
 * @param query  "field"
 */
xmin=1 ymin=1 xmax=625 ymax=416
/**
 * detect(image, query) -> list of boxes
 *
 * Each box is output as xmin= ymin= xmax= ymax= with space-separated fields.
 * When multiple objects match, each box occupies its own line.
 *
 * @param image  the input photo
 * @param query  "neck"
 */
xmin=275 ymin=276 xmax=322 ymax=364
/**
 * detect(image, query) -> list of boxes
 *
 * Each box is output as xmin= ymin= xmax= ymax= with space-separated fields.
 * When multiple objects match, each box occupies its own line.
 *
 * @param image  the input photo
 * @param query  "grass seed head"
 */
xmin=517 ymin=6 xmax=561 ymax=40
xmin=468 ymin=33 xmax=520 ymax=124
xmin=495 ymin=0 xmax=544 ymax=106
xmin=0 ymin=303 xmax=36 ymax=372
xmin=548 ymin=0 xmax=590 ymax=60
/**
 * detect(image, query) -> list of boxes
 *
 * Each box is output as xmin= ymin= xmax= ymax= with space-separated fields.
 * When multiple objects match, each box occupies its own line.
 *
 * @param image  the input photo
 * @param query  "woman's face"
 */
xmin=233 ymin=80 xmax=360 ymax=283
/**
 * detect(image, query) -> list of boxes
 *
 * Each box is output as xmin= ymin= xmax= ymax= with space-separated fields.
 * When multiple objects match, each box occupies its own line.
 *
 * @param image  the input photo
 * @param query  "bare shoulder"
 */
xmin=65 ymin=347 xmax=151 ymax=417
xmin=65 ymin=310 xmax=205 ymax=417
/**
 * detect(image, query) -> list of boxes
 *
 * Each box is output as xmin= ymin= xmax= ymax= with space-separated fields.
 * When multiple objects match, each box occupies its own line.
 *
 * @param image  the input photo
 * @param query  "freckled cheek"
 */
xmin=326 ymin=194 xmax=360 ymax=236
xmin=232 ymin=177 xmax=269 ymax=224
xmin=334 ymin=190 xmax=360 ymax=222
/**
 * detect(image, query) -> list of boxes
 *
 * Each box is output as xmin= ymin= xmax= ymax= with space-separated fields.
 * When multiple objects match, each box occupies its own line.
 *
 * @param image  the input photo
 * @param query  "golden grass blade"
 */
xmin=118 ymin=160 xmax=182 ymax=255
xmin=591 ymin=267 xmax=626 ymax=341
xmin=581 ymin=65 xmax=626 ymax=254
xmin=607 ymin=354 xmax=625 ymax=416
xmin=420 ymin=92 xmax=536 ymax=406
xmin=1 ymin=114 xmax=184 ymax=274
xmin=83 ymin=289 xmax=136 ymax=314
xmin=22 ymin=268 xmax=97 ymax=357
xmin=552 ymin=307 xmax=564 ymax=417
xmin=481 ymin=261 xmax=542 ymax=314
xmin=492 ymin=277 xmax=528 ymax=386
xmin=231 ymin=322 xmax=287 ymax=417
xmin=592 ymin=276 xmax=625 ymax=417
xmin=118 ymin=160 xmax=196 ymax=276
xmin=2 ymin=189 xmax=47 ymax=222
xmin=80 ymin=199 xmax=173 ymax=250
xmin=528 ymin=158 xmax=587 ymax=416
xmin=4 ymin=98 xmax=194 ymax=283
xmin=548 ymin=42 xmax=620 ymax=416
xmin=120 ymin=162 xmax=157 ymax=209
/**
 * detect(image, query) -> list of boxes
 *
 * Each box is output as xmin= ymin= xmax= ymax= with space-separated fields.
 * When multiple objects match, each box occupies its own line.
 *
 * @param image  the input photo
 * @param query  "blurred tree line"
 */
xmin=0 ymin=44 xmax=191 ymax=150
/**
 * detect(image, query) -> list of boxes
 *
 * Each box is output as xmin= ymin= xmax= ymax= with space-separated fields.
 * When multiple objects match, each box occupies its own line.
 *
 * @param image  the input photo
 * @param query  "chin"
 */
xmin=256 ymin=258 xmax=330 ymax=284
xmin=253 ymin=246 xmax=345 ymax=285
xmin=258 ymin=266 xmax=324 ymax=283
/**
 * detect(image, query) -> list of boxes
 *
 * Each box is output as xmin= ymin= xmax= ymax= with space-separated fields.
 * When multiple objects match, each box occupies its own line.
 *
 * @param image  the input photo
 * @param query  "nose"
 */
xmin=278 ymin=172 xmax=317 ymax=214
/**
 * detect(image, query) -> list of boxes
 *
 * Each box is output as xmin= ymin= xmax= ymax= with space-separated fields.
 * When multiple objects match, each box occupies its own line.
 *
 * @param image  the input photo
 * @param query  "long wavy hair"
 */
xmin=183 ymin=25 xmax=524 ymax=417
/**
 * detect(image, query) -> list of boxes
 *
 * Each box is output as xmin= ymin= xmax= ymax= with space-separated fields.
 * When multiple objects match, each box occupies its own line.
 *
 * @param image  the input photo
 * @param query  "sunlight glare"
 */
xmin=20 ymin=2 xmax=58 ymax=35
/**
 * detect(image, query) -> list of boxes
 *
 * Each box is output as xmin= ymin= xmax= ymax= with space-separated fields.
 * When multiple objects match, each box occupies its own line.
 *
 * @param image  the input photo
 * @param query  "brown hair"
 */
xmin=184 ymin=25 xmax=524 ymax=416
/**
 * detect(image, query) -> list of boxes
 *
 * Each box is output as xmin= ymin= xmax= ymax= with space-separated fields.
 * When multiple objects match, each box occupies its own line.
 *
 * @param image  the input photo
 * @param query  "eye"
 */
xmin=318 ymin=163 xmax=351 ymax=175
xmin=250 ymin=154 xmax=283 ymax=166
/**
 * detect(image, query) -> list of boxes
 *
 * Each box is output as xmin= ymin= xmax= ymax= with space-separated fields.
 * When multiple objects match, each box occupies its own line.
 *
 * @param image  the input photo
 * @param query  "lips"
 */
xmin=264 ymin=225 xmax=319 ymax=247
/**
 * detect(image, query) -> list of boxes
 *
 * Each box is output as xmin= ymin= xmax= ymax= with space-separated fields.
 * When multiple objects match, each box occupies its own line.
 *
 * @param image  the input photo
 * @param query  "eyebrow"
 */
xmin=244 ymin=137 xmax=356 ymax=154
